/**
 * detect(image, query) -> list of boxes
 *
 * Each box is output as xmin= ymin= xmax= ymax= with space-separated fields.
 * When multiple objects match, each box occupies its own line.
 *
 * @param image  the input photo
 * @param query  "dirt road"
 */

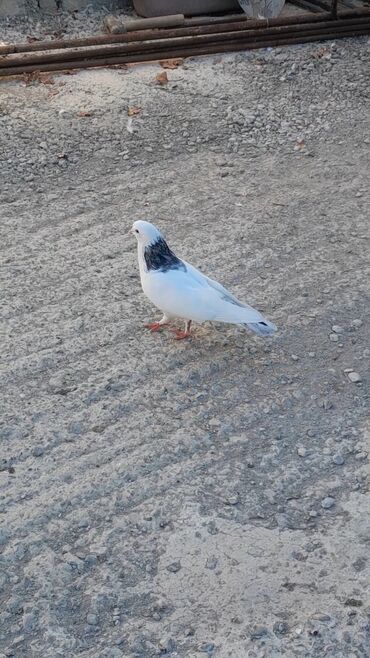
xmin=1 ymin=34 xmax=369 ymax=658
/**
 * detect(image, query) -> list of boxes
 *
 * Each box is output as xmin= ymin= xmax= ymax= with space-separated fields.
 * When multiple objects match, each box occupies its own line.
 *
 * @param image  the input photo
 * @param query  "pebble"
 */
xmin=205 ymin=556 xmax=218 ymax=570
xmin=225 ymin=494 xmax=239 ymax=505
xmin=273 ymin=621 xmax=289 ymax=635
xmin=332 ymin=454 xmax=345 ymax=465
xmin=332 ymin=325 xmax=344 ymax=333
xmin=347 ymin=371 xmax=362 ymax=383
xmin=22 ymin=612 xmax=37 ymax=632
xmin=32 ymin=446 xmax=44 ymax=457
xmin=291 ymin=354 xmax=299 ymax=361
xmin=321 ymin=497 xmax=335 ymax=509
xmin=199 ymin=643 xmax=215 ymax=653
xmin=311 ymin=612 xmax=331 ymax=622
xmin=250 ymin=626 xmax=268 ymax=640
xmin=159 ymin=637 xmax=176 ymax=653
xmin=297 ymin=447 xmax=308 ymax=457
xmin=87 ymin=613 xmax=98 ymax=625
xmin=166 ymin=561 xmax=181 ymax=573
xmin=355 ymin=451 xmax=368 ymax=461
xmin=351 ymin=319 xmax=363 ymax=328
xmin=329 ymin=333 xmax=339 ymax=342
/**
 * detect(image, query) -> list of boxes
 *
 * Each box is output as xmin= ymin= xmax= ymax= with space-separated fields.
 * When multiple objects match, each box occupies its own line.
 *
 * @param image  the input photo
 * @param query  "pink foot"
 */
xmin=144 ymin=322 xmax=167 ymax=332
xmin=170 ymin=329 xmax=191 ymax=340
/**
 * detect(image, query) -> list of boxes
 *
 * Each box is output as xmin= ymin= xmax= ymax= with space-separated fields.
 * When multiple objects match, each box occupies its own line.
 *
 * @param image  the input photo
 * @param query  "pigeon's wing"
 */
xmin=146 ymin=260 xmax=266 ymax=325
xmin=183 ymin=261 xmax=262 ymax=315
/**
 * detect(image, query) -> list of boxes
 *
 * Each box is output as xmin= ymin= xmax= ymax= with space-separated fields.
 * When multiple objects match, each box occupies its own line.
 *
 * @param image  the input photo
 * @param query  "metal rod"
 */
xmin=0 ymin=8 xmax=368 ymax=55
xmin=1 ymin=16 xmax=368 ymax=69
xmin=0 ymin=25 xmax=368 ymax=78
xmin=185 ymin=13 xmax=245 ymax=25
xmin=304 ymin=0 xmax=332 ymax=10
xmin=104 ymin=13 xmax=185 ymax=33
xmin=289 ymin=0 xmax=323 ymax=12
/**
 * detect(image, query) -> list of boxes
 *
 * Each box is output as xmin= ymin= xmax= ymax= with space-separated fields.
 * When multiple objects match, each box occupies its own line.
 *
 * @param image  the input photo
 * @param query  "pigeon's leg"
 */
xmin=144 ymin=314 xmax=170 ymax=332
xmin=171 ymin=320 xmax=192 ymax=340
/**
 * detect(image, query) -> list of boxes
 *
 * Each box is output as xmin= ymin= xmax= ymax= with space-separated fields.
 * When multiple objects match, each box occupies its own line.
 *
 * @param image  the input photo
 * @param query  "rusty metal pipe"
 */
xmin=0 ymin=9 xmax=368 ymax=55
xmin=1 ymin=16 xmax=368 ymax=69
xmin=289 ymin=0 xmax=323 ymax=12
xmin=0 ymin=25 xmax=368 ymax=78
xmin=1 ymin=16 xmax=369 ymax=70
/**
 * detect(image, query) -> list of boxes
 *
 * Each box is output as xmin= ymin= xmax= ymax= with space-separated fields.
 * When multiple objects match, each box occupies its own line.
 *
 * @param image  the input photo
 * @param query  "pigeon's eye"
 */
xmin=135 ymin=229 xmax=139 ymax=234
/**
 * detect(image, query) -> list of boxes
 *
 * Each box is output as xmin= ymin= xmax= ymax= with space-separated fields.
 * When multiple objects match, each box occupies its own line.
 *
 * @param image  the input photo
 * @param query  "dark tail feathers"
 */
xmin=243 ymin=319 xmax=277 ymax=337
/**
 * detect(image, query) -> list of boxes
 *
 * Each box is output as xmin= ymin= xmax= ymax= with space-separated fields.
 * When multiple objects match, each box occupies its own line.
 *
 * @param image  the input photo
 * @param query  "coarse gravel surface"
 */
xmin=0 ymin=15 xmax=370 ymax=658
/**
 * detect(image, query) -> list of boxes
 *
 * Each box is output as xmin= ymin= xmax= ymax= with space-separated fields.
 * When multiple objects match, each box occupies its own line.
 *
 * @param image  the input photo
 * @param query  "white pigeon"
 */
xmin=132 ymin=220 xmax=277 ymax=340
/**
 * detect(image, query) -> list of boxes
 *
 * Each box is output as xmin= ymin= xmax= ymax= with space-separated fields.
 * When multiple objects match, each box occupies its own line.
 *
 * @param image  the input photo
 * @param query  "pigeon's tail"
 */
xmin=242 ymin=319 xmax=277 ymax=337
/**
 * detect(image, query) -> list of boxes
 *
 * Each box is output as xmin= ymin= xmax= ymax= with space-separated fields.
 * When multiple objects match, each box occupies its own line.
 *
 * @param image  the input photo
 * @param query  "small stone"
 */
xmin=312 ymin=613 xmax=331 ymax=622
xmin=250 ymin=626 xmax=268 ymax=640
xmin=22 ymin=612 xmax=37 ymax=632
xmin=199 ymin=643 xmax=215 ymax=653
xmin=329 ymin=333 xmax=339 ymax=342
xmin=87 ymin=613 xmax=98 ymax=625
xmin=308 ymin=352 xmax=316 ymax=357
xmin=291 ymin=354 xmax=299 ymax=361
xmin=0 ymin=530 xmax=9 ymax=546
xmin=297 ymin=447 xmax=308 ymax=457
xmin=352 ymin=557 xmax=366 ymax=572
xmin=351 ymin=319 xmax=363 ymax=329
xmin=347 ymin=372 xmax=362 ymax=383
xmin=321 ymin=497 xmax=335 ymax=509
xmin=32 ymin=446 xmax=44 ymax=457
xmin=78 ymin=518 xmax=89 ymax=529
xmin=166 ymin=561 xmax=181 ymax=573
xmin=205 ymin=556 xmax=218 ymax=570
xmin=185 ymin=627 xmax=195 ymax=637
xmin=225 ymin=494 xmax=239 ymax=506
xmin=159 ymin=638 xmax=176 ymax=653
xmin=344 ymin=598 xmax=363 ymax=607
xmin=273 ymin=621 xmax=289 ymax=635
xmin=332 ymin=454 xmax=344 ymax=465
xmin=332 ymin=325 xmax=344 ymax=334
xmin=84 ymin=554 xmax=98 ymax=567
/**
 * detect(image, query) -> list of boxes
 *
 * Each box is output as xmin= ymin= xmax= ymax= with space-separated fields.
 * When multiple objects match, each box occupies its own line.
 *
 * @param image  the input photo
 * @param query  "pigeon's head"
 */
xmin=131 ymin=220 xmax=162 ymax=247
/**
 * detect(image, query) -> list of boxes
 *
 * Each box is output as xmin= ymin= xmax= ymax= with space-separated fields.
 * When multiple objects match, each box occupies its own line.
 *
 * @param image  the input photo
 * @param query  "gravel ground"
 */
xmin=0 ymin=17 xmax=370 ymax=658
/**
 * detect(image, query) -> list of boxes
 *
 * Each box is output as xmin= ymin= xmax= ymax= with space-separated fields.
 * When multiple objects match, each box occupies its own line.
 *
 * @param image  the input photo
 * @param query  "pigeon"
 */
xmin=132 ymin=220 xmax=277 ymax=340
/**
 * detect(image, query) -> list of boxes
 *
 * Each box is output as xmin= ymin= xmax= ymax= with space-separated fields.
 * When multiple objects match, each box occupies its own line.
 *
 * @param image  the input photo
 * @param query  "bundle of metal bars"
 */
xmin=0 ymin=1 xmax=369 ymax=78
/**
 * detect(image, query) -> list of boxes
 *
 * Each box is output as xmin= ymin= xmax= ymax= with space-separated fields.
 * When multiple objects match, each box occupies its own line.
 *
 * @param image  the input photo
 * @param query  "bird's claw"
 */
xmin=170 ymin=329 xmax=191 ymax=340
xmin=144 ymin=322 xmax=166 ymax=332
